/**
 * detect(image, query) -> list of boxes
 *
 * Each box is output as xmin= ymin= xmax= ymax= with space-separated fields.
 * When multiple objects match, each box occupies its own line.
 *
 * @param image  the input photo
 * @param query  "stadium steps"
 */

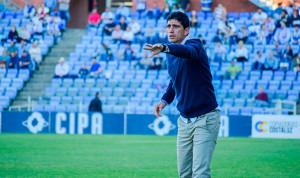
xmin=0 ymin=0 xmax=22 ymax=11
xmin=10 ymin=28 xmax=86 ymax=110
xmin=248 ymin=0 xmax=275 ymax=11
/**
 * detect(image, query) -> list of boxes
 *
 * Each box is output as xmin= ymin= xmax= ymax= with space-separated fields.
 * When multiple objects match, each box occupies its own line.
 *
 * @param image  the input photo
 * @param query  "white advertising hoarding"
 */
xmin=252 ymin=115 xmax=300 ymax=139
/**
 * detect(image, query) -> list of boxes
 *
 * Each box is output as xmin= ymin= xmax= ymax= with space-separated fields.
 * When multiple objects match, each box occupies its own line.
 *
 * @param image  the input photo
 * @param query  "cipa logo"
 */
xmin=148 ymin=115 xmax=176 ymax=136
xmin=22 ymin=112 xmax=48 ymax=133
xmin=255 ymin=121 xmax=268 ymax=132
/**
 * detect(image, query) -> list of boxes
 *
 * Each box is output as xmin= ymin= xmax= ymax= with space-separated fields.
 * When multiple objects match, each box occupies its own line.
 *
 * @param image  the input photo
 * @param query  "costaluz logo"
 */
xmin=148 ymin=115 xmax=176 ymax=136
xmin=255 ymin=121 xmax=268 ymax=132
xmin=22 ymin=112 xmax=48 ymax=133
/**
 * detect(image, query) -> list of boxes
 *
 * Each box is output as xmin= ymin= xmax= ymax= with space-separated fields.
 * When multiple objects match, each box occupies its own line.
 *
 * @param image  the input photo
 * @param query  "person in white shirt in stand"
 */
xmin=112 ymin=25 xmax=123 ymax=43
xmin=252 ymin=9 xmax=268 ymax=25
xmin=19 ymin=25 xmax=31 ymax=42
xmin=254 ymin=24 xmax=268 ymax=45
xmin=214 ymin=41 xmax=226 ymax=62
xmin=274 ymin=22 xmax=291 ymax=45
xmin=136 ymin=0 xmax=146 ymax=19
xmin=235 ymin=40 xmax=248 ymax=62
xmin=116 ymin=3 xmax=130 ymax=19
xmin=34 ymin=18 xmax=44 ymax=36
xmin=29 ymin=42 xmax=42 ymax=70
xmin=122 ymin=27 xmax=134 ymax=44
xmin=248 ymin=17 xmax=260 ymax=37
xmin=101 ymin=7 xmax=115 ymax=24
xmin=37 ymin=3 xmax=50 ymax=18
xmin=54 ymin=57 xmax=69 ymax=78
xmin=128 ymin=18 xmax=141 ymax=34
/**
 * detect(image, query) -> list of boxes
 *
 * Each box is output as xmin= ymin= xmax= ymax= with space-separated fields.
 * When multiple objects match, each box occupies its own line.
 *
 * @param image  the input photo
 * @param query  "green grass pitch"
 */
xmin=0 ymin=134 xmax=299 ymax=177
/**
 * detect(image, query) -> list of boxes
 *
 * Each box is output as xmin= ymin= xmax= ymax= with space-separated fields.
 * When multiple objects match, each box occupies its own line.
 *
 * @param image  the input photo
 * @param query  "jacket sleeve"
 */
xmin=166 ymin=41 xmax=207 ymax=61
xmin=161 ymin=79 xmax=175 ymax=105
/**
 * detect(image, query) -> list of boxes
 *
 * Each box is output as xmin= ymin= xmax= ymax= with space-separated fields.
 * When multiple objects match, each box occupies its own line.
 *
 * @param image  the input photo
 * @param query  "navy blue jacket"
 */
xmin=162 ymin=39 xmax=218 ymax=118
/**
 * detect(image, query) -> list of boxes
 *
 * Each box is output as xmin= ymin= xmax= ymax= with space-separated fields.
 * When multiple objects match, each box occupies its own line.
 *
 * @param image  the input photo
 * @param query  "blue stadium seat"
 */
xmin=141 ymin=79 xmax=153 ymax=88
xmin=223 ymin=98 xmax=234 ymax=107
xmin=265 ymin=89 xmax=275 ymax=100
xmin=18 ymin=69 xmax=30 ymax=82
xmin=11 ymin=78 xmax=23 ymax=90
xmin=240 ymin=107 xmax=252 ymax=115
xmin=33 ymin=105 xmax=44 ymax=112
xmin=130 ymin=97 xmax=141 ymax=106
xmin=280 ymin=81 xmax=292 ymax=90
xmin=56 ymin=87 xmax=67 ymax=97
xmin=221 ymin=80 xmax=232 ymax=89
xmin=61 ymin=96 xmax=73 ymax=104
xmin=50 ymin=96 xmax=61 ymax=105
xmin=249 ymin=71 xmax=260 ymax=80
xmin=227 ymin=89 xmax=239 ymax=98
xmin=66 ymin=105 xmax=78 ymax=112
xmin=245 ymin=80 xmax=256 ymax=90
xmin=113 ymin=87 xmax=124 ymax=97
xmin=228 ymin=107 xmax=240 ymax=115
xmin=141 ymin=97 xmax=152 ymax=106
xmin=252 ymin=107 xmax=263 ymax=114
xmin=44 ymin=87 xmax=56 ymax=99
xmin=216 ymin=89 xmax=227 ymax=99
xmin=83 ymin=96 xmax=93 ymax=104
xmin=73 ymin=96 xmax=83 ymax=104
xmin=274 ymin=90 xmax=287 ymax=100
xmin=62 ymin=78 xmax=73 ymax=88
xmin=268 ymin=80 xmax=280 ymax=90
xmin=273 ymin=71 xmax=285 ymax=81
xmin=1 ymin=78 xmax=11 ymax=88
xmin=234 ymin=98 xmax=245 ymax=107
xmin=5 ymin=87 xmax=17 ymax=99
xmin=261 ymin=71 xmax=273 ymax=80
xmin=74 ymin=78 xmax=85 ymax=88
xmin=51 ymin=78 xmax=62 ymax=88
xmin=101 ymin=87 xmax=113 ymax=97
xmin=147 ymin=88 xmax=158 ymax=98
xmin=79 ymin=87 xmax=90 ymax=97
xmin=212 ymin=80 xmax=221 ymax=90
xmin=135 ymin=106 xmax=147 ymax=114
xmin=67 ymin=87 xmax=78 ymax=97
xmin=256 ymin=80 xmax=268 ymax=89
xmin=107 ymin=96 xmax=118 ymax=105
xmin=44 ymin=105 xmax=55 ymax=112
xmin=118 ymin=97 xmax=129 ymax=105
xmin=96 ymin=78 xmax=107 ymax=88
xmin=285 ymin=71 xmax=296 ymax=81
xmin=233 ymin=80 xmax=244 ymax=90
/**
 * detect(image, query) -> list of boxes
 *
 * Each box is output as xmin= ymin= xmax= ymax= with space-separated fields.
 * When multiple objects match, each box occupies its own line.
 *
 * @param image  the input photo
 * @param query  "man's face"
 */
xmin=167 ymin=19 xmax=189 ymax=44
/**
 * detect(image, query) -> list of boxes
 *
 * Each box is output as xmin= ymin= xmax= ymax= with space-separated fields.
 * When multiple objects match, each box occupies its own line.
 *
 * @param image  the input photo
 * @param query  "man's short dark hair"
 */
xmin=167 ymin=11 xmax=190 ymax=29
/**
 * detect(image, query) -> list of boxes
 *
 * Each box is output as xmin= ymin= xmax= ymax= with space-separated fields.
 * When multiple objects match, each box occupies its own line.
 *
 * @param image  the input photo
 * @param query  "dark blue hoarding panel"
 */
xmin=1 ymin=112 xmax=49 ymax=133
xmin=102 ymin=113 xmax=124 ymax=134
xmin=127 ymin=114 xmax=179 ymax=136
xmin=228 ymin=115 xmax=252 ymax=137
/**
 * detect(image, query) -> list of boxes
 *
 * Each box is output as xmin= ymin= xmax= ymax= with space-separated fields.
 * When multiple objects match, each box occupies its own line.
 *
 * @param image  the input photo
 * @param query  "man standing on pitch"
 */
xmin=143 ymin=11 xmax=220 ymax=178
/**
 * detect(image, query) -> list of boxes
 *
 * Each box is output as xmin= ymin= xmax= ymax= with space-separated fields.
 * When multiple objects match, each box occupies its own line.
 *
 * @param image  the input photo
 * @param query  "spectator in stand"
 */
xmin=224 ymin=26 xmax=235 ymax=45
xmin=252 ymin=87 xmax=269 ymax=107
xmin=29 ymin=42 xmax=42 ymax=69
xmin=213 ymin=29 xmax=224 ymax=43
xmin=101 ymin=7 xmax=114 ymax=24
xmin=214 ymin=3 xmax=227 ymax=20
xmin=217 ymin=16 xmax=228 ymax=33
xmin=58 ymin=0 xmax=70 ymax=22
xmin=116 ymin=3 xmax=130 ymax=20
xmin=291 ymin=9 xmax=300 ymax=26
xmin=213 ymin=41 xmax=226 ymax=63
xmin=280 ymin=44 xmax=293 ymax=70
xmin=19 ymin=25 xmax=31 ymax=42
xmin=44 ymin=12 xmax=52 ymax=23
xmin=123 ymin=44 xmax=134 ymax=61
xmin=8 ymin=52 xmax=19 ymax=69
xmin=252 ymin=9 xmax=267 ymax=25
xmin=145 ymin=27 xmax=156 ymax=44
xmin=202 ymin=40 xmax=211 ymax=60
xmin=157 ymin=27 xmax=168 ymax=43
xmin=103 ymin=18 xmax=116 ymax=36
xmin=252 ymin=51 xmax=265 ymax=70
xmin=135 ymin=51 xmax=151 ymax=69
xmin=78 ymin=64 xmax=89 ymax=78
xmin=112 ymin=25 xmax=123 ymax=43
xmin=88 ymin=57 xmax=101 ymax=78
xmin=24 ymin=1 xmax=36 ymax=19
xmin=7 ymin=41 xmax=18 ymax=56
xmin=149 ymin=53 xmax=163 ymax=70
xmin=292 ymin=25 xmax=300 ymax=44
xmin=254 ymin=24 xmax=268 ymax=45
xmin=292 ymin=54 xmax=300 ymax=72
xmin=47 ymin=17 xmax=60 ymax=37
xmin=122 ymin=27 xmax=134 ymax=44
xmin=235 ymin=24 xmax=248 ymax=43
xmin=263 ymin=51 xmax=278 ymax=71
xmin=119 ymin=17 xmax=127 ymax=31
xmin=7 ymin=25 xmax=20 ymax=42
xmin=19 ymin=51 xmax=31 ymax=69
xmin=265 ymin=16 xmax=275 ymax=44
xmin=0 ymin=51 xmax=10 ymax=69
xmin=0 ymin=44 xmax=4 ymax=56
xmin=275 ymin=3 xmax=284 ymax=19
xmin=161 ymin=4 xmax=171 ymax=19
xmin=226 ymin=60 xmax=242 ymax=80
xmin=136 ymin=0 xmax=146 ymax=19
xmin=38 ymin=3 xmax=50 ymax=18
xmin=277 ymin=9 xmax=290 ymax=27
xmin=190 ymin=10 xmax=198 ymax=27
xmin=88 ymin=8 xmax=101 ymax=28
xmin=32 ymin=13 xmax=40 ymax=24
xmin=54 ymin=57 xmax=69 ymax=78
xmin=44 ymin=0 xmax=57 ymax=12
xmin=248 ymin=17 xmax=260 ymax=37
xmin=274 ymin=22 xmax=291 ymax=44
xmin=88 ymin=92 xmax=102 ymax=113
xmin=18 ymin=40 xmax=27 ymax=58
xmin=235 ymin=40 xmax=248 ymax=62
xmin=34 ymin=18 xmax=44 ymax=36
xmin=128 ymin=18 xmax=141 ymax=35
xmin=26 ymin=20 xmax=35 ymax=36
xmin=273 ymin=41 xmax=282 ymax=59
